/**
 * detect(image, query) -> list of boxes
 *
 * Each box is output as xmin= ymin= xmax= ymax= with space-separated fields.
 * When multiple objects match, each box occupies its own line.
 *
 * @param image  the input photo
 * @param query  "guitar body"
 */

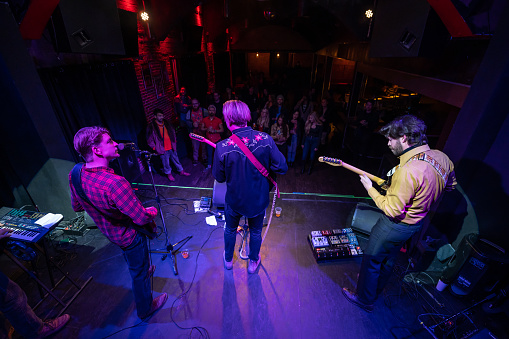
xmin=137 ymin=220 xmax=157 ymax=240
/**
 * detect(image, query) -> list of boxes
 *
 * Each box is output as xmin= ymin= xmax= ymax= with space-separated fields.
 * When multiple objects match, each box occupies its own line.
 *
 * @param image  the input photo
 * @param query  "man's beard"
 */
xmin=390 ymin=140 xmax=404 ymax=156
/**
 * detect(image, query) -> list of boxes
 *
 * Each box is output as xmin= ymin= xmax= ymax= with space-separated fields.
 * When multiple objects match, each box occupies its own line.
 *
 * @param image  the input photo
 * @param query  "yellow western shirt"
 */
xmin=367 ymin=145 xmax=456 ymax=225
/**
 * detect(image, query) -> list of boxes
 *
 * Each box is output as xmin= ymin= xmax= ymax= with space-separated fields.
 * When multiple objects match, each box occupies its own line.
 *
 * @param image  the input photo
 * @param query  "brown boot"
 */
xmin=140 ymin=293 xmax=168 ymax=319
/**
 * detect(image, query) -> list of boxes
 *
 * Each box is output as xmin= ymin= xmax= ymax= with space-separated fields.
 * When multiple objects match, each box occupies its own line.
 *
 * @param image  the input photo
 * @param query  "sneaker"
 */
xmin=179 ymin=171 xmax=191 ymax=176
xmin=37 ymin=314 xmax=70 ymax=338
xmin=167 ymin=174 xmax=175 ymax=181
xmin=141 ymin=293 xmax=168 ymax=319
xmin=341 ymin=288 xmax=374 ymax=312
xmin=247 ymin=257 xmax=261 ymax=274
xmin=223 ymin=251 xmax=233 ymax=270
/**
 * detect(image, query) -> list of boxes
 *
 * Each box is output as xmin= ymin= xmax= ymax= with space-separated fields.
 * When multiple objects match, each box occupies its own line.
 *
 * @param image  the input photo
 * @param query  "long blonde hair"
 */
xmin=305 ymin=112 xmax=322 ymax=135
xmin=257 ymin=108 xmax=270 ymax=129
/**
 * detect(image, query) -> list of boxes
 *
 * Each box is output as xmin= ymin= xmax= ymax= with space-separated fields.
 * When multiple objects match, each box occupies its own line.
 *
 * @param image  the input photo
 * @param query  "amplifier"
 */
xmin=308 ymin=228 xmax=363 ymax=262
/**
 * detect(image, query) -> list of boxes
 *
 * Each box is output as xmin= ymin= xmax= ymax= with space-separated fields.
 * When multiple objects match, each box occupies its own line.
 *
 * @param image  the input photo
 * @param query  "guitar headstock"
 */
xmin=318 ymin=156 xmax=343 ymax=166
xmin=189 ymin=133 xmax=203 ymax=141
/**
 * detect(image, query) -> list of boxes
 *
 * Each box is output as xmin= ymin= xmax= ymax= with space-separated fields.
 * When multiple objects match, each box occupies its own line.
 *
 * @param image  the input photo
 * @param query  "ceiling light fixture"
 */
xmin=365 ymin=9 xmax=373 ymax=18
xmin=141 ymin=11 xmax=149 ymax=21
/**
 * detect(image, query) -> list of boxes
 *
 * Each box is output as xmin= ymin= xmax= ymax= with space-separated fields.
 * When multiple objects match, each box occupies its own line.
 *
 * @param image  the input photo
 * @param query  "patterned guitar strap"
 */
xmin=386 ymin=152 xmax=449 ymax=187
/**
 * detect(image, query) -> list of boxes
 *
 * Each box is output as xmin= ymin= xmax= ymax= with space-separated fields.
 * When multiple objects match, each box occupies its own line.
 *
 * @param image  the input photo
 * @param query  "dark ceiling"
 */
xmin=149 ymin=0 xmax=375 ymax=52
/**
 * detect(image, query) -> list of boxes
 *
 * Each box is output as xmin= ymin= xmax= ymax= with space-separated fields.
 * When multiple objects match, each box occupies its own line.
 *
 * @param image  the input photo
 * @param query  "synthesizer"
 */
xmin=0 ymin=207 xmax=62 ymax=243
xmin=308 ymin=228 xmax=363 ymax=262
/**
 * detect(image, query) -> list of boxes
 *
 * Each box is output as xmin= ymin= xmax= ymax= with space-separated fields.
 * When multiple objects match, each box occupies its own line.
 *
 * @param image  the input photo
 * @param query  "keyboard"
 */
xmin=0 ymin=207 xmax=61 ymax=243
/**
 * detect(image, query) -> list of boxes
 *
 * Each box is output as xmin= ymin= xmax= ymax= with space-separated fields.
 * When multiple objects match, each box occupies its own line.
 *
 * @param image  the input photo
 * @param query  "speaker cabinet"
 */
xmin=51 ymin=0 xmax=138 ymax=56
xmin=441 ymin=233 xmax=509 ymax=297
xmin=349 ymin=202 xmax=383 ymax=236
xmin=114 ymin=148 xmax=143 ymax=184
xmin=369 ymin=0 xmax=450 ymax=58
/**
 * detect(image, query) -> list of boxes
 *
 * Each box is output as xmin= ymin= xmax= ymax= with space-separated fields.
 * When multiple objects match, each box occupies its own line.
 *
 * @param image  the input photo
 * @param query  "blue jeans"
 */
xmin=301 ymin=136 xmax=320 ymax=162
xmin=161 ymin=149 xmax=183 ymax=175
xmin=0 ymin=272 xmax=43 ymax=338
xmin=224 ymin=205 xmax=265 ymax=262
xmin=356 ymin=214 xmax=422 ymax=304
xmin=287 ymin=134 xmax=298 ymax=163
xmin=122 ymin=233 xmax=152 ymax=318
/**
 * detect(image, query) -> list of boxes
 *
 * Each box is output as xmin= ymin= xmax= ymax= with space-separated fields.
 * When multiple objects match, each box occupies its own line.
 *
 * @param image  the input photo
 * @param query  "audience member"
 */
xmin=354 ymin=99 xmax=380 ymax=156
xmin=270 ymin=116 xmax=289 ymax=158
xmin=189 ymin=98 xmax=208 ymax=165
xmin=174 ymin=87 xmax=192 ymax=129
xmin=146 ymin=109 xmax=190 ymax=181
xmin=294 ymin=95 xmax=313 ymax=123
xmin=201 ymin=105 xmax=224 ymax=171
xmin=269 ymin=95 xmax=288 ymax=126
xmin=287 ymin=111 xmax=304 ymax=167
xmin=301 ymin=112 xmax=323 ymax=175
xmin=255 ymin=108 xmax=271 ymax=134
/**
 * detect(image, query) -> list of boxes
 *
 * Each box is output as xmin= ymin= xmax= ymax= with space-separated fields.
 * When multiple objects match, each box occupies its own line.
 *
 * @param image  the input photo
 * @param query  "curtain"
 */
xmin=38 ymin=60 xmax=146 ymax=162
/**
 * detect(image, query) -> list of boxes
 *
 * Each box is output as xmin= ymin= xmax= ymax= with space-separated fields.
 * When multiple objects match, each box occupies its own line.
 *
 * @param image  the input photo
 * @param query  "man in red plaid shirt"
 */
xmin=69 ymin=126 xmax=167 ymax=319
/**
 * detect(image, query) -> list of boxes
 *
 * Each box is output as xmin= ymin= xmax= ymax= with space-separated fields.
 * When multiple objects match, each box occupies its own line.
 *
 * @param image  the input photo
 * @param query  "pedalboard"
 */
xmin=308 ymin=228 xmax=363 ymax=262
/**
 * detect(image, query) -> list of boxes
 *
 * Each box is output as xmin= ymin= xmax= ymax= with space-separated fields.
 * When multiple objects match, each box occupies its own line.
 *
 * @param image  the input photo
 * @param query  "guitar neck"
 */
xmin=319 ymin=156 xmax=385 ymax=186
xmin=341 ymin=163 xmax=385 ymax=186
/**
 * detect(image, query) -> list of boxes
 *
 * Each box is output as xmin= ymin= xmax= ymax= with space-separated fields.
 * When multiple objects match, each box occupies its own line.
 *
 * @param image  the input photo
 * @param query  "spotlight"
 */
xmin=277 ymin=53 xmax=280 ymax=58
xmin=256 ymin=53 xmax=259 ymax=57
xmin=365 ymin=9 xmax=373 ymax=18
xmin=141 ymin=11 xmax=149 ymax=21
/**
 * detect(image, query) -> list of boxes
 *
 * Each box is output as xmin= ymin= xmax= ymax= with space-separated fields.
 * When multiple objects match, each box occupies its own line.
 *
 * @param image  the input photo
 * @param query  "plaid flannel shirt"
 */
xmin=69 ymin=166 xmax=154 ymax=248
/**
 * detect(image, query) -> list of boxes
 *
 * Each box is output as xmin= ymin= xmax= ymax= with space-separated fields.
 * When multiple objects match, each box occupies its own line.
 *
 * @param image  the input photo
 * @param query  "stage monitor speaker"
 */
xmin=349 ymin=203 xmax=382 ymax=236
xmin=446 ymin=234 xmax=509 ymax=297
xmin=51 ymin=0 xmax=138 ymax=56
xmin=369 ymin=0 xmax=450 ymax=58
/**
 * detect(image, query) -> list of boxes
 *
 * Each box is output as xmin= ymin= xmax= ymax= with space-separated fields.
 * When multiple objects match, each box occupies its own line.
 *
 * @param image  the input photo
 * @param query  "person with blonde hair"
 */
xmin=213 ymin=100 xmax=287 ymax=274
xmin=255 ymin=108 xmax=270 ymax=133
xmin=300 ymin=112 xmax=323 ymax=174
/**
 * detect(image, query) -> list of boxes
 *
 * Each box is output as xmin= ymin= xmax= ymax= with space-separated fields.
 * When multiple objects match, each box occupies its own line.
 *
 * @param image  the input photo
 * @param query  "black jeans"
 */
xmin=224 ymin=205 xmax=265 ymax=262
xmin=356 ymin=214 xmax=422 ymax=304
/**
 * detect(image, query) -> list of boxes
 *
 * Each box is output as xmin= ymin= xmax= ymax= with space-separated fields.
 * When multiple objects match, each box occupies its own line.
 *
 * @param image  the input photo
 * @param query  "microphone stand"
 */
xmin=127 ymin=144 xmax=192 ymax=276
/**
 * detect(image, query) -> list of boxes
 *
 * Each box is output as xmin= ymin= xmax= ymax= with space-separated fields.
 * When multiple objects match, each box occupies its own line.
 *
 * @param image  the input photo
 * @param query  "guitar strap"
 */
xmin=70 ymin=163 xmax=154 ymax=238
xmin=386 ymin=152 xmax=449 ymax=184
xmin=229 ymin=132 xmax=279 ymax=244
xmin=229 ymin=133 xmax=279 ymax=198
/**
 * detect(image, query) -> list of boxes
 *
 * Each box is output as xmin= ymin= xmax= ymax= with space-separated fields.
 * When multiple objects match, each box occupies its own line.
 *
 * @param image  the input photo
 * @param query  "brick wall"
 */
xmin=117 ymin=0 xmax=178 ymax=125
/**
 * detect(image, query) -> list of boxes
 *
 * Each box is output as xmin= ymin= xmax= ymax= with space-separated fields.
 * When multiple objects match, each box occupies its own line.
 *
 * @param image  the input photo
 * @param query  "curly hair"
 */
xmin=379 ymin=115 xmax=427 ymax=146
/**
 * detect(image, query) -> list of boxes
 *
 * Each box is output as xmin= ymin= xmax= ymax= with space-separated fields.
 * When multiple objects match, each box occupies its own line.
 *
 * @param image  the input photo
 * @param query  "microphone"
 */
xmin=117 ymin=142 xmax=136 ymax=151
xmin=117 ymin=143 xmax=157 ymax=157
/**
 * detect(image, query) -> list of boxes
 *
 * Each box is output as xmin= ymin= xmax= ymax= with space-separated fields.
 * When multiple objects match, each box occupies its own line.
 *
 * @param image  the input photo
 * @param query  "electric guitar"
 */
xmin=318 ymin=156 xmax=389 ymax=190
xmin=189 ymin=133 xmax=217 ymax=148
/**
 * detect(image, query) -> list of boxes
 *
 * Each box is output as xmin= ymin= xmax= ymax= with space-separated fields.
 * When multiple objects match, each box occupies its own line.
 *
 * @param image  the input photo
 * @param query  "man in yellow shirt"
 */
xmin=147 ymin=109 xmax=190 ymax=181
xmin=343 ymin=115 xmax=456 ymax=312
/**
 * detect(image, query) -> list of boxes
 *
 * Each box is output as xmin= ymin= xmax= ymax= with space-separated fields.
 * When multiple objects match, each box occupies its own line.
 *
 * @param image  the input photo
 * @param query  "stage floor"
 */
xmin=2 ymin=151 xmax=507 ymax=338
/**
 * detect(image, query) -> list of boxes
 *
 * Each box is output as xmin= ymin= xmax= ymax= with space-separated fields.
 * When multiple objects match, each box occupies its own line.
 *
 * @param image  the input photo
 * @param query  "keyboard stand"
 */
xmin=2 ymin=241 xmax=93 ymax=318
